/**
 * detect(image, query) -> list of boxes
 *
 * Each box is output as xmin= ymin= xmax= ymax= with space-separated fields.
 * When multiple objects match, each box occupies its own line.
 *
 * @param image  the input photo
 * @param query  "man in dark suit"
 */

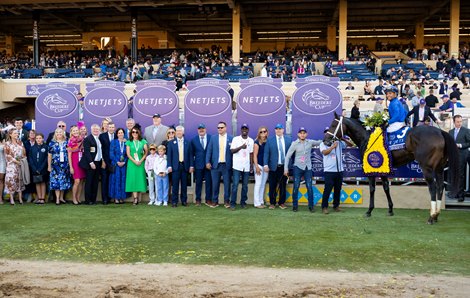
xmin=263 ymin=123 xmax=292 ymax=209
xmin=439 ymin=79 xmax=448 ymax=95
xmin=406 ymin=99 xmax=440 ymax=127
xmin=125 ymin=118 xmax=136 ymax=139
xmin=14 ymin=117 xmax=28 ymax=143
xmin=449 ymin=115 xmax=470 ymax=202
xmin=205 ymin=121 xmax=233 ymax=208
xmin=79 ymin=124 xmax=105 ymax=205
xmin=167 ymin=125 xmax=194 ymax=207
xmin=190 ymin=123 xmax=212 ymax=206
xmin=46 ymin=121 xmax=70 ymax=145
xmin=98 ymin=121 xmax=116 ymax=204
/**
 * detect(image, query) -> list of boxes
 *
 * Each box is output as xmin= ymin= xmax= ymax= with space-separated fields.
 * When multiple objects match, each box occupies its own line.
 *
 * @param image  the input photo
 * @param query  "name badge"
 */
xmin=134 ymin=153 xmax=139 ymax=160
xmin=78 ymin=151 xmax=83 ymax=161
xmin=299 ymin=156 xmax=306 ymax=163
xmin=90 ymin=147 xmax=96 ymax=153
xmin=59 ymin=151 xmax=65 ymax=163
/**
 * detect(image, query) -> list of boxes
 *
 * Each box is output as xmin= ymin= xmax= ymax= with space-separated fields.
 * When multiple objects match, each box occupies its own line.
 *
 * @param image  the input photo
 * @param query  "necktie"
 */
xmin=109 ymin=134 xmax=113 ymax=142
xmin=178 ymin=139 xmax=184 ymax=162
xmin=455 ymin=129 xmax=459 ymax=140
xmin=153 ymin=126 xmax=158 ymax=140
xmin=200 ymin=137 xmax=205 ymax=149
xmin=219 ymin=136 xmax=225 ymax=163
xmin=278 ymin=137 xmax=285 ymax=164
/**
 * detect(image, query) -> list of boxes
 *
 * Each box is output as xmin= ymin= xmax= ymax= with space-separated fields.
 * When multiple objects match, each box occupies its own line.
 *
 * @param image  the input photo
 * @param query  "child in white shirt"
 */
xmin=145 ymin=143 xmax=158 ymax=205
xmin=153 ymin=145 xmax=169 ymax=206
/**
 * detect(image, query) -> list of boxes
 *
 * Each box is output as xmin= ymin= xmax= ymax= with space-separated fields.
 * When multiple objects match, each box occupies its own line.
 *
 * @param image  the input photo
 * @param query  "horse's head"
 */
xmin=325 ymin=112 xmax=347 ymax=143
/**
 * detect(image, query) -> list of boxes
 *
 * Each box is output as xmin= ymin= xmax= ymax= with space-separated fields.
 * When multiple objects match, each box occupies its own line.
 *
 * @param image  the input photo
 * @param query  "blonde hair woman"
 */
xmin=48 ymin=128 xmax=72 ymax=205
xmin=253 ymin=126 xmax=269 ymax=208
xmin=4 ymin=129 xmax=26 ymax=205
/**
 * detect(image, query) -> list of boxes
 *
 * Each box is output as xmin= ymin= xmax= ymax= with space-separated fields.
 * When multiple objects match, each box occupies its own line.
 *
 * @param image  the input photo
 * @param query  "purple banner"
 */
xmin=184 ymin=84 xmax=232 ymax=139
xmin=292 ymin=78 xmax=342 ymax=140
xmin=85 ymin=81 xmax=126 ymax=92
xmin=240 ymin=77 xmax=283 ymax=89
xmin=135 ymin=79 xmax=176 ymax=89
xmin=83 ymin=86 xmax=128 ymax=128
xmin=27 ymin=82 xmax=80 ymax=96
xmin=186 ymin=78 xmax=231 ymax=91
xmin=236 ymin=83 xmax=285 ymax=138
xmin=133 ymin=86 xmax=180 ymax=129
xmin=311 ymin=148 xmax=423 ymax=179
xmin=35 ymin=88 xmax=78 ymax=136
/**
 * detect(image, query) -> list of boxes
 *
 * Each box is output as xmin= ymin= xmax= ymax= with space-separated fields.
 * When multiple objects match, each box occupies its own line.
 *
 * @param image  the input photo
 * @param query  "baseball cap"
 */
xmin=241 ymin=123 xmax=249 ymax=129
xmin=441 ymin=94 xmax=449 ymax=99
xmin=152 ymin=113 xmax=161 ymax=118
xmin=419 ymin=99 xmax=426 ymax=105
xmin=376 ymin=97 xmax=384 ymax=101
xmin=298 ymin=127 xmax=307 ymax=133
xmin=275 ymin=123 xmax=284 ymax=129
xmin=197 ymin=123 xmax=206 ymax=129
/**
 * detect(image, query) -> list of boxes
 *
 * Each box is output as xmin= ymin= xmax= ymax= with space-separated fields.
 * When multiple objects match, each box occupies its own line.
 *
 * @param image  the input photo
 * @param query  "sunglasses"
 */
xmin=58 ymin=125 xmax=66 ymax=128
xmin=168 ymin=131 xmax=175 ymax=134
xmin=150 ymin=148 xmax=156 ymax=151
xmin=260 ymin=130 xmax=267 ymax=133
xmin=217 ymin=127 xmax=225 ymax=129
xmin=132 ymin=131 xmax=138 ymax=134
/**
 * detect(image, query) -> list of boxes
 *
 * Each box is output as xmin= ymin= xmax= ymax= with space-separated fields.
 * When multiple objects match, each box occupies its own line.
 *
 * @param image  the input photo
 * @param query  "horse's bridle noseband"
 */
xmin=326 ymin=116 xmax=344 ymax=140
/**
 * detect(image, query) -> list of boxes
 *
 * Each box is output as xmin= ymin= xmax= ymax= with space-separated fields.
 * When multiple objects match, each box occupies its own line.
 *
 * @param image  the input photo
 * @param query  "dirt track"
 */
xmin=0 ymin=259 xmax=468 ymax=297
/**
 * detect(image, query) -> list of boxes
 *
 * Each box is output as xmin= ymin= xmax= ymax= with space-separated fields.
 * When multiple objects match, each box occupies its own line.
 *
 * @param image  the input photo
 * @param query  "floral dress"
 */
xmin=49 ymin=140 xmax=72 ymax=191
xmin=4 ymin=141 xmax=25 ymax=193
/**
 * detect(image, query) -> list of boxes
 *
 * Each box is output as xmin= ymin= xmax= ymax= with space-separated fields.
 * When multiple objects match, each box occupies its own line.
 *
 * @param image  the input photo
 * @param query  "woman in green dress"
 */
xmin=125 ymin=125 xmax=148 ymax=205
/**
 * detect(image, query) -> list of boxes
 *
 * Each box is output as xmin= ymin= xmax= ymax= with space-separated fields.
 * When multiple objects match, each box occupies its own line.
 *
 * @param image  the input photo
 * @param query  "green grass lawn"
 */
xmin=0 ymin=204 xmax=469 ymax=275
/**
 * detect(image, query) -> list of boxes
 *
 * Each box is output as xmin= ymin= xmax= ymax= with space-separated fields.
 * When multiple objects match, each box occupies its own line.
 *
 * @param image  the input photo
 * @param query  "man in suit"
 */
xmin=14 ymin=117 xmax=28 ymax=143
xmin=98 ymin=121 xmax=116 ymax=204
xmin=263 ymin=123 xmax=292 ymax=209
xmin=439 ymin=79 xmax=448 ymax=95
xmin=79 ymin=124 xmax=105 ymax=205
xmin=125 ymin=118 xmax=136 ymax=139
xmin=144 ymin=114 xmax=168 ymax=146
xmin=46 ymin=121 xmax=70 ymax=145
xmin=190 ymin=123 xmax=212 ymax=206
xmin=167 ymin=125 xmax=193 ymax=207
xmin=449 ymin=115 xmax=470 ymax=202
xmin=206 ymin=121 xmax=233 ymax=208
xmin=406 ymin=99 xmax=440 ymax=127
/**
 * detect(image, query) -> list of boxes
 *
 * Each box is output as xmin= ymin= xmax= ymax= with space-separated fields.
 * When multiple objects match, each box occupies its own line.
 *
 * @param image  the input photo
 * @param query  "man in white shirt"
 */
xmin=229 ymin=124 xmax=254 ymax=210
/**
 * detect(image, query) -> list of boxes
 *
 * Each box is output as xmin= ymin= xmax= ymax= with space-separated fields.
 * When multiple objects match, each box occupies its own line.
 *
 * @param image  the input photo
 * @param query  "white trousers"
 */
xmin=253 ymin=164 xmax=269 ymax=206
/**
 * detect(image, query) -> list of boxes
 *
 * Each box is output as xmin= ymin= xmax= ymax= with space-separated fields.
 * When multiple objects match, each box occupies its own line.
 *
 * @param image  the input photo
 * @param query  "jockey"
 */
xmin=386 ymin=85 xmax=407 ymax=133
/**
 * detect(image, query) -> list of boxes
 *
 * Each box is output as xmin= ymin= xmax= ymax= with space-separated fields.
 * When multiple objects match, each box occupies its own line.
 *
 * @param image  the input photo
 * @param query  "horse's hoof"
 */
xmin=434 ymin=213 xmax=440 ymax=222
xmin=364 ymin=213 xmax=371 ymax=218
xmin=388 ymin=211 xmax=394 ymax=216
xmin=427 ymin=217 xmax=434 ymax=225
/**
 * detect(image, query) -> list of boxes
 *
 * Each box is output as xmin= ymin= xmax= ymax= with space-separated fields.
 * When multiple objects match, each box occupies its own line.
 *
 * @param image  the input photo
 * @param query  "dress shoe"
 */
xmin=204 ymin=201 xmax=212 ymax=207
xmin=279 ymin=204 xmax=287 ymax=210
xmin=102 ymin=201 xmax=109 ymax=205
xmin=322 ymin=208 xmax=329 ymax=214
xmin=224 ymin=202 xmax=230 ymax=208
xmin=334 ymin=207 xmax=343 ymax=212
xmin=172 ymin=203 xmax=177 ymax=208
xmin=269 ymin=205 xmax=275 ymax=210
xmin=309 ymin=207 xmax=315 ymax=213
xmin=182 ymin=202 xmax=188 ymax=207
xmin=240 ymin=204 xmax=247 ymax=209
xmin=293 ymin=207 xmax=298 ymax=212
xmin=210 ymin=203 xmax=219 ymax=208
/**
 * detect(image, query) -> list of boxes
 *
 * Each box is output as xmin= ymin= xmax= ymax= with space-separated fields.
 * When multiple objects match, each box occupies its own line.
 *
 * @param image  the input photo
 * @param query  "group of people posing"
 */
xmin=0 ymin=113 xmax=351 ymax=214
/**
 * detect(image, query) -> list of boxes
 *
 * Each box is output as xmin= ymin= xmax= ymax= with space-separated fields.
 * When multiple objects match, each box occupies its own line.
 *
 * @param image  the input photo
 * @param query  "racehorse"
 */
xmin=325 ymin=113 xmax=459 ymax=224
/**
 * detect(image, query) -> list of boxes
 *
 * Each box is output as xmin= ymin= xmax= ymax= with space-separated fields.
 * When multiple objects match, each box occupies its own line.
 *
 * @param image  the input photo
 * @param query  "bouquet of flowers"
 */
xmin=364 ymin=111 xmax=389 ymax=131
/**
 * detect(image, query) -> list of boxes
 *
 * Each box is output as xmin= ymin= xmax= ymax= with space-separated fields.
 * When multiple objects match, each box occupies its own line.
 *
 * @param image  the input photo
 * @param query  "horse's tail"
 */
xmin=441 ymin=130 xmax=460 ymax=195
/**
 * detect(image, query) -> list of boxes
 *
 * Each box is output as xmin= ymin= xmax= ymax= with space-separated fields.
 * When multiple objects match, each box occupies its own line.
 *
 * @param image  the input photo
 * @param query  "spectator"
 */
xmin=345 ymin=82 xmax=355 ymax=90
xmin=438 ymin=94 xmax=454 ymax=112
xmin=47 ymin=128 xmax=71 ymax=205
xmin=109 ymin=128 xmax=128 ymax=204
xmin=284 ymin=127 xmax=321 ymax=212
xmin=46 ymin=121 xmax=69 ymax=145
xmin=253 ymin=126 xmax=269 ymax=209
xmin=14 ymin=117 xmax=28 ymax=143
xmin=125 ymin=118 xmax=135 ymax=139
xmin=230 ymin=124 xmax=254 ymax=210
xmin=374 ymin=80 xmax=385 ymax=95
xmin=351 ymin=100 xmax=361 ymax=121
xmin=449 ymin=115 xmax=470 ymax=202
xmin=5 ymin=129 xmax=26 ymax=205
xmin=125 ymin=125 xmax=148 ymax=205
xmin=449 ymin=85 xmax=462 ymax=101
xmin=153 ymin=145 xmax=169 ymax=207
xmin=406 ymin=99 xmax=439 ymax=127
xmin=425 ymin=89 xmax=439 ymax=108
xmin=28 ymin=133 xmax=48 ymax=205
xmin=67 ymin=125 xmax=86 ymax=205
xmin=206 ymin=121 xmax=233 ymax=208
xmin=190 ymin=123 xmax=212 ymax=206
xmin=263 ymin=123 xmax=292 ymax=210
xmin=373 ymin=97 xmax=385 ymax=113
xmin=439 ymin=79 xmax=449 ymax=95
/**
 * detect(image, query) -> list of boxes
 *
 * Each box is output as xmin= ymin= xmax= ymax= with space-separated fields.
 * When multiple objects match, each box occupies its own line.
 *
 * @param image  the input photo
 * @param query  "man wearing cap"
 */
xmin=284 ymin=127 xmax=321 ymax=212
xmin=190 ymin=123 xmax=212 ymax=206
xmin=230 ymin=124 xmax=254 ymax=210
xmin=438 ymin=95 xmax=454 ymax=112
xmin=385 ymin=86 xmax=407 ymax=133
xmin=373 ymin=97 xmax=384 ymax=113
xmin=144 ymin=114 xmax=169 ymax=147
xmin=167 ymin=125 xmax=193 ymax=207
xmin=263 ymin=123 xmax=292 ymax=209
xmin=206 ymin=121 xmax=233 ymax=208
xmin=407 ymin=99 xmax=439 ymax=127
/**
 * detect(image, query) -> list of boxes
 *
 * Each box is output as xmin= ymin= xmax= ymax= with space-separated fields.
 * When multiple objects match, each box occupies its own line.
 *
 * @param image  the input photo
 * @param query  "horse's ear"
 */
xmin=334 ymin=112 xmax=340 ymax=119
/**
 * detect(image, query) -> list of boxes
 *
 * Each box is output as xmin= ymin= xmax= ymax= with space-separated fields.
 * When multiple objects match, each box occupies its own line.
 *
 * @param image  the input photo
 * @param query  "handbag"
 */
xmin=32 ymin=174 xmax=43 ymax=183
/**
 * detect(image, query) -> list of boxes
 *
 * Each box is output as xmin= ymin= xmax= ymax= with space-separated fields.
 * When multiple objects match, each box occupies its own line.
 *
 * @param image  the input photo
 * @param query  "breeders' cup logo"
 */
xmin=184 ymin=85 xmax=231 ymax=117
xmin=237 ymin=84 xmax=285 ymax=116
xmin=134 ymin=86 xmax=178 ymax=117
xmin=35 ymin=88 xmax=77 ymax=118
xmin=343 ymin=151 xmax=363 ymax=173
xmin=44 ymin=93 xmax=69 ymax=113
xmin=406 ymin=162 xmax=422 ymax=174
xmin=310 ymin=150 xmax=324 ymax=172
xmin=292 ymin=82 xmax=342 ymax=116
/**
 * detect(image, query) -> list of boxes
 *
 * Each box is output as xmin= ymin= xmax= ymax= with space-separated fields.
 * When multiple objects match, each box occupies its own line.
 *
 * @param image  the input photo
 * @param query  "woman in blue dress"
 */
xmin=109 ymin=128 xmax=128 ymax=204
xmin=47 ymin=128 xmax=71 ymax=205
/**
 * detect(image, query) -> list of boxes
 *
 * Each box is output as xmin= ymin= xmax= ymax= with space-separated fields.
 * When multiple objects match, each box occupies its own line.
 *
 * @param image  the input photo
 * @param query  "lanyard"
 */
xmin=133 ymin=140 xmax=140 ymax=153
xmin=119 ymin=141 xmax=125 ymax=154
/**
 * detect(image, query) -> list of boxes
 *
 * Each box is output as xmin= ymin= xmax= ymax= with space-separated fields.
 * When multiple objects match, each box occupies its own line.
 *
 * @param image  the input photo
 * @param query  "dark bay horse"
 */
xmin=325 ymin=113 xmax=459 ymax=224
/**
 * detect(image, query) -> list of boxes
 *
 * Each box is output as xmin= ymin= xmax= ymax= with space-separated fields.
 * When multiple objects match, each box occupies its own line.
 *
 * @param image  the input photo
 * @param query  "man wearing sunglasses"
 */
xmin=206 ymin=121 xmax=233 ymax=208
xmin=46 ymin=121 xmax=70 ymax=145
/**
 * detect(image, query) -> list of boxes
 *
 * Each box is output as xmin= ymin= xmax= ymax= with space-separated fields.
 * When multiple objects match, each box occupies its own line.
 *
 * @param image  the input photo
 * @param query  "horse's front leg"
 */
xmin=381 ymin=176 xmax=394 ymax=216
xmin=366 ymin=177 xmax=376 ymax=217
xmin=434 ymin=169 xmax=445 ymax=222
xmin=423 ymin=169 xmax=437 ymax=225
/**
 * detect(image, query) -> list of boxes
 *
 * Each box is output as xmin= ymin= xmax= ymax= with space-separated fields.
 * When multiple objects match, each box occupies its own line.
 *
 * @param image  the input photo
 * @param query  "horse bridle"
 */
xmin=327 ymin=116 xmax=344 ymax=140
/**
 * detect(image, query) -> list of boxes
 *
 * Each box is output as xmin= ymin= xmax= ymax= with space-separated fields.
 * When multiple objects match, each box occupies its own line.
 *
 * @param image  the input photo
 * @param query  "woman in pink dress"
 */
xmin=5 ymin=129 xmax=26 ymax=205
xmin=67 ymin=125 xmax=86 ymax=205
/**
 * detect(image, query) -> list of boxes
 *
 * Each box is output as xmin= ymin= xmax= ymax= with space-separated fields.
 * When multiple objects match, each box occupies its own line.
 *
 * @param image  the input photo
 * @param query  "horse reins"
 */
xmin=327 ymin=116 xmax=344 ymax=141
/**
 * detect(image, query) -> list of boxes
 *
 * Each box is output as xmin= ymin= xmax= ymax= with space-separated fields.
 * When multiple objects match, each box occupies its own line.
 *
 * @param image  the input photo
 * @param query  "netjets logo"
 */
xmin=302 ymin=88 xmax=332 ymax=108
xmin=43 ymin=93 xmax=69 ymax=113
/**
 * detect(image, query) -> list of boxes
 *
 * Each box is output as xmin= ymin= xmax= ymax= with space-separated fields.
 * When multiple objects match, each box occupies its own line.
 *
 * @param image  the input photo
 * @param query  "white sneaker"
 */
xmin=148 ymin=201 xmax=154 ymax=205
xmin=163 ymin=202 xmax=168 ymax=206
xmin=154 ymin=202 xmax=160 ymax=206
